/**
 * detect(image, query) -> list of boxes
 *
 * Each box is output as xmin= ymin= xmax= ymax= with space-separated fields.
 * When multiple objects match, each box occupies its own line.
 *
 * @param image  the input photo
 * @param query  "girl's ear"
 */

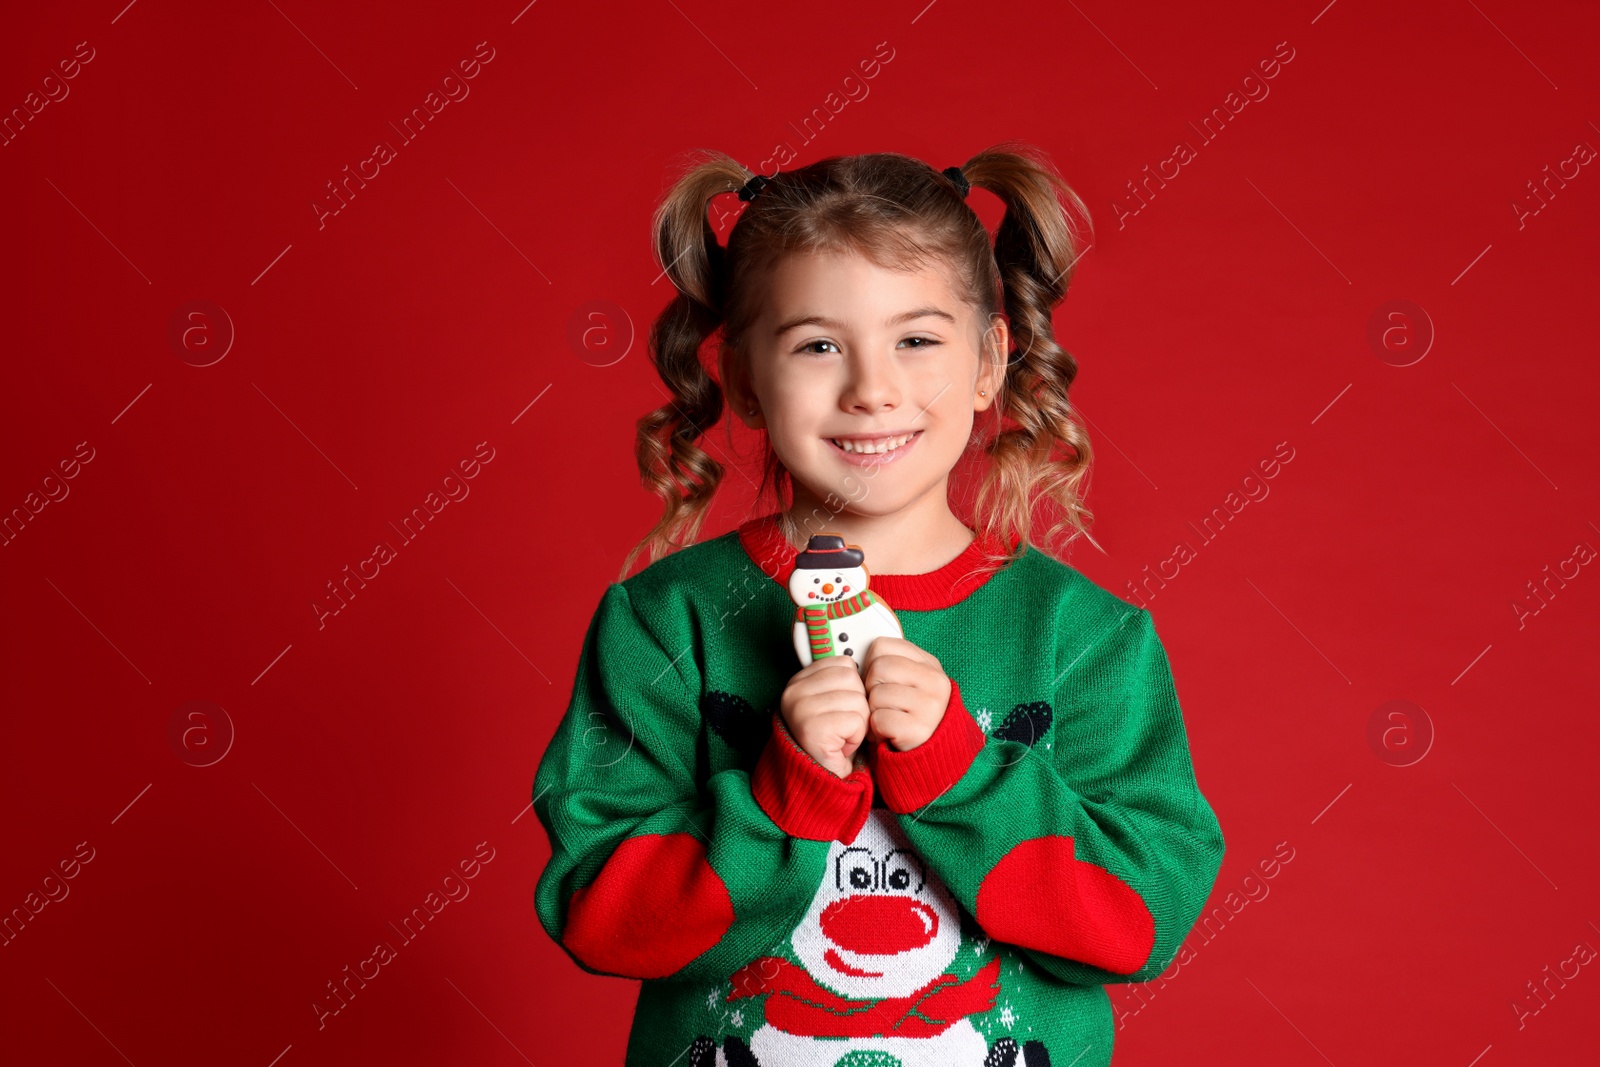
xmin=974 ymin=315 xmax=1009 ymax=412
xmin=718 ymin=343 xmax=764 ymax=429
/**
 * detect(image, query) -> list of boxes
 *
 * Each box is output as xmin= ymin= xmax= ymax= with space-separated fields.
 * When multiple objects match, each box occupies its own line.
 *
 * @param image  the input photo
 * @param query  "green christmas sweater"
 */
xmin=532 ymin=511 xmax=1226 ymax=1067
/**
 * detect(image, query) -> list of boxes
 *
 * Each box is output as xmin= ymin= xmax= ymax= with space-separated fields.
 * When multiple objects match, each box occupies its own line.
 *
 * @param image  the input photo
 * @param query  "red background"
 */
xmin=3 ymin=1 xmax=1597 ymax=1064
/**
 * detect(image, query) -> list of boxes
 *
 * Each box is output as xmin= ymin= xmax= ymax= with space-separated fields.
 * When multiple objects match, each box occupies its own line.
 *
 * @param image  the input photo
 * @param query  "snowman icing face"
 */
xmin=789 ymin=563 xmax=869 ymax=606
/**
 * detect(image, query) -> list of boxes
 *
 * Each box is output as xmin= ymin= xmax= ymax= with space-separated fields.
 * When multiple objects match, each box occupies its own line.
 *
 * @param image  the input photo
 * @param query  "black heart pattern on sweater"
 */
xmin=701 ymin=690 xmax=769 ymax=766
xmin=992 ymin=700 xmax=1053 ymax=747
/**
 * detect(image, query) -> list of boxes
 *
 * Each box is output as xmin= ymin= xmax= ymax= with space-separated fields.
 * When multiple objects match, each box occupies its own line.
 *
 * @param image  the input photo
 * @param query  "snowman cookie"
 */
xmin=788 ymin=534 xmax=904 ymax=672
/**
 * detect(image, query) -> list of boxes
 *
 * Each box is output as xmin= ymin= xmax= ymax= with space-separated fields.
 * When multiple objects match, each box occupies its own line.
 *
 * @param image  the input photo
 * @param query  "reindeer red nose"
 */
xmin=820 ymin=895 xmax=939 ymax=954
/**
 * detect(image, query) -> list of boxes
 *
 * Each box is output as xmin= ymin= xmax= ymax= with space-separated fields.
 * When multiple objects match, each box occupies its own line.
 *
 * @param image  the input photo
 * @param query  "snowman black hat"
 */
xmin=795 ymin=534 xmax=864 ymax=570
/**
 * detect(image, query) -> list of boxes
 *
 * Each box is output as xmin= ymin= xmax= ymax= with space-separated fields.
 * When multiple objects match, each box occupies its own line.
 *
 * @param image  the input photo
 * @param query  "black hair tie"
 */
xmin=737 ymin=174 xmax=769 ymax=201
xmin=942 ymin=165 xmax=970 ymax=199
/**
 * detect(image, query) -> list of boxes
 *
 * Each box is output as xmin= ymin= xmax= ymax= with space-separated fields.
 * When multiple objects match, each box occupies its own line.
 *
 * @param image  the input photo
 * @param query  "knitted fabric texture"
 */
xmin=531 ymin=512 xmax=1226 ymax=1067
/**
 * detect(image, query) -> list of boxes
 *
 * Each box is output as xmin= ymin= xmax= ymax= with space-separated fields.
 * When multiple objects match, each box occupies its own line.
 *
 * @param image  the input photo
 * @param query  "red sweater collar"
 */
xmin=736 ymin=511 xmax=1018 ymax=611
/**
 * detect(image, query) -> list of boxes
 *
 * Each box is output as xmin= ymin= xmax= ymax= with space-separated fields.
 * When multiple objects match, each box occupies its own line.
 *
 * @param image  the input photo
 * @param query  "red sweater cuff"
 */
xmin=750 ymin=712 xmax=874 ymax=844
xmin=869 ymin=678 xmax=986 ymax=814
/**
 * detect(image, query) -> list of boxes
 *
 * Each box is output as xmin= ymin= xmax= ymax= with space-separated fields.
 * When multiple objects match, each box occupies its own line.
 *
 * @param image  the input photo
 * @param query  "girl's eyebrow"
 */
xmin=773 ymin=306 xmax=956 ymax=336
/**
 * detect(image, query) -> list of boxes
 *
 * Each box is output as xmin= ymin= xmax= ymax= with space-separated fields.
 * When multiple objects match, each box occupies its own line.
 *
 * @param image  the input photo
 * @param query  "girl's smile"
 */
xmin=826 ymin=429 xmax=925 ymax=467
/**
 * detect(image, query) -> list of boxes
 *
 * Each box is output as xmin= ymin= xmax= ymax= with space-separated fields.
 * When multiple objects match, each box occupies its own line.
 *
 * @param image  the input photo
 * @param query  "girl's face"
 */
xmin=727 ymin=248 xmax=1006 ymax=520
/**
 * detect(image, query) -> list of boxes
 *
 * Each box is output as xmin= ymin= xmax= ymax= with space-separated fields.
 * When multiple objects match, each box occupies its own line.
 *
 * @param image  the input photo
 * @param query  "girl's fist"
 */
xmin=861 ymin=636 xmax=952 ymax=752
xmin=779 ymin=655 xmax=871 ymax=778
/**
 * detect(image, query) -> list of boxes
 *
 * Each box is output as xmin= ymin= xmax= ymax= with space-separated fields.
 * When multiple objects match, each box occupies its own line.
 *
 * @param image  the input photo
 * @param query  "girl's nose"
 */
xmin=841 ymin=353 xmax=902 ymax=414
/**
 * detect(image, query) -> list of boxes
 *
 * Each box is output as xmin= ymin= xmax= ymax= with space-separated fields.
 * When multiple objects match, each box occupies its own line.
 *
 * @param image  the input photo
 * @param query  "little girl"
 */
xmin=533 ymin=144 xmax=1225 ymax=1067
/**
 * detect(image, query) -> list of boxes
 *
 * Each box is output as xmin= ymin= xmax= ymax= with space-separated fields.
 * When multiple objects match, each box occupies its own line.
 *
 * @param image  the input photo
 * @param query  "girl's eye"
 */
xmin=797 ymin=338 xmax=940 ymax=354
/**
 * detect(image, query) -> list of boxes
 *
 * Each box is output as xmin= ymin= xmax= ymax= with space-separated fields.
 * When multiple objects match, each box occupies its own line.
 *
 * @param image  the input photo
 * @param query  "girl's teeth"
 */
xmin=832 ymin=433 xmax=916 ymax=454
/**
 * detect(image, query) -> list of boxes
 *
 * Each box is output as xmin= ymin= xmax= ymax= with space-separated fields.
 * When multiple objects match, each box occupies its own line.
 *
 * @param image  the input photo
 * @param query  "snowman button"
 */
xmin=839 ymin=632 xmax=849 ymax=641
xmin=844 ymin=648 xmax=854 ymax=657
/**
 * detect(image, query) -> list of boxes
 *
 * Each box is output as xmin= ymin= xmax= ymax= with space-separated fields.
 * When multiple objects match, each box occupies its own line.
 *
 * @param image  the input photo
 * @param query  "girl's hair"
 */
xmin=620 ymin=143 xmax=1096 ymax=581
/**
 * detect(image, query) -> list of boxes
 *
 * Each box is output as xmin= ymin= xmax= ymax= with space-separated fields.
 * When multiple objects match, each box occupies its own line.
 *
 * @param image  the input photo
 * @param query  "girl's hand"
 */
xmin=861 ymin=637 xmax=953 ymax=752
xmin=779 ymin=655 xmax=871 ymax=778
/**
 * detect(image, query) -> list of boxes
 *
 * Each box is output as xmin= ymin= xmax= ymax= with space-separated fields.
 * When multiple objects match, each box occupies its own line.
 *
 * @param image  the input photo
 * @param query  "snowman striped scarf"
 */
xmin=796 ymin=590 xmax=878 ymax=660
